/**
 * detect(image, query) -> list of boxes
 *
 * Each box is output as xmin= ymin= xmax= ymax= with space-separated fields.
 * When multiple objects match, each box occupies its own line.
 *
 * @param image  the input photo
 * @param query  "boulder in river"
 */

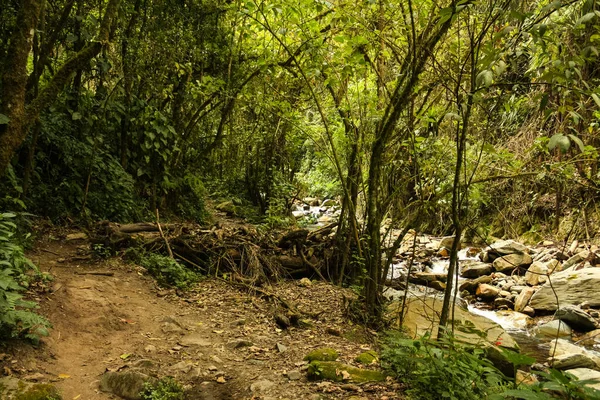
xmin=388 ymin=296 xmax=518 ymax=349
xmin=524 ymin=261 xmax=548 ymax=286
xmin=536 ymin=320 xmax=572 ymax=338
xmin=485 ymin=240 xmax=529 ymax=261
xmin=477 ymin=283 xmax=500 ymax=300
xmin=460 ymin=262 xmax=493 ymax=278
xmin=493 ymin=253 xmax=533 ymax=273
xmin=459 ymin=275 xmax=492 ymax=294
xmin=514 ymin=288 xmax=535 ymax=313
xmin=529 ymin=269 xmax=600 ymax=311
xmin=554 ymin=305 xmax=597 ymax=332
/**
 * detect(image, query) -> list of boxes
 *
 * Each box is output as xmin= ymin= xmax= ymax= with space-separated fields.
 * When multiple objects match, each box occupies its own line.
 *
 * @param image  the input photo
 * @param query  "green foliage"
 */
xmin=138 ymin=252 xmax=199 ymax=289
xmin=0 ymin=213 xmax=50 ymax=341
xmin=382 ymin=332 xmax=509 ymax=400
xmin=141 ymin=377 xmax=184 ymax=400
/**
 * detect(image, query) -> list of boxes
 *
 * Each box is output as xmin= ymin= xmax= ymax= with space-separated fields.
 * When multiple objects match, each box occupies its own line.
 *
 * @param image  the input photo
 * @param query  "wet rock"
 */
xmin=304 ymin=348 xmax=339 ymax=362
xmin=486 ymin=240 xmax=529 ymax=259
xmin=476 ymin=284 xmax=500 ymax=300
xmin=530 ymin=269 xmax=600 ymax=311
xmin=536 ymin=320 xmax=572 ymax=338
xmin=554 ymin=305 xmax=597 ymax=332
xmin=460 ymin=262 xmax=493 ymax=278
xmin=577 ymin=329 xmax=600 ymax=346
xmin=494 ymin=298 xmax=514 ymax=309
xmin=459 ymin=275 xmax=492 ymax=294
xmin=552 ymin=353 xmax=597 ymax=370
xmin=307 ymin=361 xmax=385 ymax=382
xmin=439 ymin=236 xmax=460 ymax=250
xmin=99 ymin=371 xmax=153 ymax=400
xmin=525 ymin=262 xmax=548 ymax=286
xmin=522 ymin=306 xmax=535 ymax=317
xmin=493 ymin=253 xmax=533 ymax=273
xmin=562 ymin=251 xmax=590 ymax=271
xmin=388 ymin=297 xmax=518 ymax=349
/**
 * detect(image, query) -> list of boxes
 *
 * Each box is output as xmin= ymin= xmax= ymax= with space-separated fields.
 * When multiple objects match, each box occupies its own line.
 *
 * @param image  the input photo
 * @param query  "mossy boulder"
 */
xmin=355 ymin=350 xmax=379 ymax=365
xmin=307 ymin=361 xmax=386 ymax=383
xmin=0 ymin=377 xmax=62 ymax=400
xmin=304 ymin=348 xmax=339 ymax=362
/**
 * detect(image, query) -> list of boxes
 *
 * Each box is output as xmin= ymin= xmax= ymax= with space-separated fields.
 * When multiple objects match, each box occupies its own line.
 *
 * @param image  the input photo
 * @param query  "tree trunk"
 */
xmin=0 ymin=0 xmax=42 ymax=176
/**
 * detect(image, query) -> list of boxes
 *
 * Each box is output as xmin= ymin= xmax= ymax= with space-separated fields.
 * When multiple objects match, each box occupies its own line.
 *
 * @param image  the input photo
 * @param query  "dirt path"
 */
xmin=4 ymin=235 xmax=402 ymax=399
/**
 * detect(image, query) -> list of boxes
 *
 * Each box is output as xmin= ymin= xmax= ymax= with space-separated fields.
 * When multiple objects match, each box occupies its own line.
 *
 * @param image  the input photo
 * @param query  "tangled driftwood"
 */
xmin=93 ymin=221 xmax=338 ymax=285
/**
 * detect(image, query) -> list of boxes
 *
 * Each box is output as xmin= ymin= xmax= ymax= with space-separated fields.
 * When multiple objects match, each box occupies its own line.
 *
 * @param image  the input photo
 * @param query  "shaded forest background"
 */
xmin=2 ymin=0 xmax=600 ymax=314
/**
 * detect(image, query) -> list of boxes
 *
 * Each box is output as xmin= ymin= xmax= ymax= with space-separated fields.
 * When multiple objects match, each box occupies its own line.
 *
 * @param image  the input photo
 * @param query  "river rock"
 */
xmin=552 ymin=353 xmax=597 ymax=370
xmin=459 ymin=275 xmax=492 ymax=294
xmin=536 ymin=320 xmax=572 ymax=338
xmin=486 ymin=240 xmax=529 ymax=257
xmin=566 ymin=368 xmax=600 ymax=390
xmin=493 ymin=253 xmax=533 ymax=273
xmin=514 ymin=287 xmax=536 ymax=312
xmin=562 ymin=250 xmax=590 ymax=271
xmin=460 ymin=262 xmax=493 ymax=278
xmin=439 ymin=236 xmax=460 ymax=250
xmin=547 ymin=259 xmax=561 ymax=274
xmin=477 ymin=284 xmax=500 ymax=299
xmin=525 ymin=262 xmax=548 ymax=286
xmin=530 ymin=269 xmax=600 ymax=311
xmin=388 ymin=297 xmax=518 ymax=349
xmin=554 ymin=305 xmax=597 ymax=332
xmin=577 ymin=329 xmax=600 ymax=346
xmin=494 ymin=297 xmax=514 ymax=309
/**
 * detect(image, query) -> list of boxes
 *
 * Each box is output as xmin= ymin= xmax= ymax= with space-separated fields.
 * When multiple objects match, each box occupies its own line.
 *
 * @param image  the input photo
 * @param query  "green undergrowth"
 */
xmin=128 ymin=249 xmax=200 ymax=289
xmin=141 ymin=377 xmax=184 ymax=400
xmin=0 ymin=212 xmax=50 ymax=342
xmin=382 ymin=331 xmax=600 ymax=400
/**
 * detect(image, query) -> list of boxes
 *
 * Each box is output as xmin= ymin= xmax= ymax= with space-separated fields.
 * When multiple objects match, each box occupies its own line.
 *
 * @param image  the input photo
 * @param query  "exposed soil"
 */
xmin=1 ymin=231 xmax=403 ymax=399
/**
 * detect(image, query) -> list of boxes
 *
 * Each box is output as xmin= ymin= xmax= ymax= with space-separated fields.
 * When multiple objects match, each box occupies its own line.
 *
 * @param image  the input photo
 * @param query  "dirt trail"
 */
xmin=5 ymin=235 xmax=401 ymax=399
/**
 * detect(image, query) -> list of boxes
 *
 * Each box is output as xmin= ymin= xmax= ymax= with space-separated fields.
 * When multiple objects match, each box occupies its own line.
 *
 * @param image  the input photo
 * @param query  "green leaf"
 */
xmin=72 ymin=112 xmax=82 ymax=121
xmin=548 ymin=134 xmax=570 ymax=153
xmin=567 ymin=134 xmax=585 ymax=152
xmin=0 ymin=114 xmax=9 ymax=124
xmin=592 ymin=93 xmax=600 ymax=109
xmin=476 ymin=70 xmax=493 ymax=87
xmin=577 ymin=12 xmax=597 ymax=25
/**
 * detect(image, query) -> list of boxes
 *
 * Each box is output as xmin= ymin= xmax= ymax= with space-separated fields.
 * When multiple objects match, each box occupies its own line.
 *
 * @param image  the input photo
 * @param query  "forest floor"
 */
xmin=1 ymin=227 xmax=403 ymax=400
